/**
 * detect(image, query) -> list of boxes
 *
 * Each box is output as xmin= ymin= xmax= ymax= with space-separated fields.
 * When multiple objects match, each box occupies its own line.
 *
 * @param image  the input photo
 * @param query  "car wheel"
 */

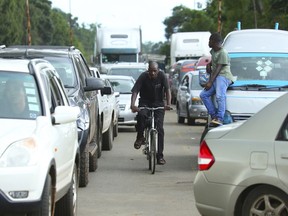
xmin=55 ymin=164 xmax=78 ymax=216
xmin=89 ymin=148 xmax=98 ymax=172
xmin=79 ymin=143 xmax=89 ymax=187
xmin=113 ymin=120 xmax=119 ymax=138
xmin=177 ymin=112 xmax=185 ymax=124
xmin=102 ymin=120 xmax=113 ymax=151
xmin=242 ymin=185 xmax=288 ymax=215
xmin=97 ymin=117 xmax=103 ymax=158
xmin=29 ymin=175 xmax=53 ymax=216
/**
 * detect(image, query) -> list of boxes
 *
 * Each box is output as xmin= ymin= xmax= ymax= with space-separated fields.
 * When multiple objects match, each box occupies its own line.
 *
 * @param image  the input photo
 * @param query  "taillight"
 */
xmin=198 ymin=140 xmax=215 ymax=170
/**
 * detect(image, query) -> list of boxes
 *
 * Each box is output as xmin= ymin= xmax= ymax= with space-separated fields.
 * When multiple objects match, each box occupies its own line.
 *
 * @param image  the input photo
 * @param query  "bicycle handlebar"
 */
xmin=138 ymin=106 xmax=173 ymax=111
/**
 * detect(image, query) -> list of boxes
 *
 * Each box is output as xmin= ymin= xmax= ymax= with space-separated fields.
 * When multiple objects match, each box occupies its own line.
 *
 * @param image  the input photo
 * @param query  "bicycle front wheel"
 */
xmin=149 ymin=130 xmax=157 ymax=174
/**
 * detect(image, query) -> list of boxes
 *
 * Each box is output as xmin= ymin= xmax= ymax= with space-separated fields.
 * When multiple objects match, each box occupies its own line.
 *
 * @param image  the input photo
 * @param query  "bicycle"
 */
xmin=138 ymin=106 xmax=171 ymax=174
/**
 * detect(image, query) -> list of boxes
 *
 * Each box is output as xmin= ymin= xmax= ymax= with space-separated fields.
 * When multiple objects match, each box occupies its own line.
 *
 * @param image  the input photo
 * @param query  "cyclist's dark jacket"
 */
xmin=131 ymin=70 xmax=169 ymax=107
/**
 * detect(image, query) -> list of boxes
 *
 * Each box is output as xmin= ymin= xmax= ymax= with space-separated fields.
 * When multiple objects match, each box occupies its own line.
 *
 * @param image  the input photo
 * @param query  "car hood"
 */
xmin=118 ymin=94 xmax=139 ymax=105
xmin=0 ymin=119 xmax=36 ymax=153
xmin=204 ymin=121 xmax=244 ymax=140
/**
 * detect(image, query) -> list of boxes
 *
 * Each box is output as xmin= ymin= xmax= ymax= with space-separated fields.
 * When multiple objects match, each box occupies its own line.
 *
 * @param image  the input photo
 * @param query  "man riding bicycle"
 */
xmin=130 ymin=61 xmax=171 ymax=165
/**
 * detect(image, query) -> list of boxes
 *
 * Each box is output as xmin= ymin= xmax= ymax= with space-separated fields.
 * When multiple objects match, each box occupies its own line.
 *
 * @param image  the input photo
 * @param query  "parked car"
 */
xmin=176 ymin=70 xmax=208 ymax=125
xmin=102 ymin=75 xmax=138 ymax=128
xmin=194 ymin=91 xmax=288 ymax=216
xmin=0 ymin=46 xmax=105 ymax=187
xmin=0 ymin=58 xmax=80 ymax=215
xmin=90 ymin=66 xmax=119 ymax=156
xmin=106 ymin=62 xmax=147 ymax=81
xmin=96 ymin=74 xmax=119 ymax=152
xmin=171 ymin=59 xmax=198 ymax=104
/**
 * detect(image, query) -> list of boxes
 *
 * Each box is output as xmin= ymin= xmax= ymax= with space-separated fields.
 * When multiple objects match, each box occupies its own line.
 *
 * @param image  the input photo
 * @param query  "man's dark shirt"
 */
xmin=131 ymin=71 xmax=169 ymax=107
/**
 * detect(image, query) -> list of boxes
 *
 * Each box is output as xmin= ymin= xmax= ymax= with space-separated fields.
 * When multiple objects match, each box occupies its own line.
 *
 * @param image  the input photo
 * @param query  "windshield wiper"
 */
xmin=228 ymin=84 xmax=267 ymax=90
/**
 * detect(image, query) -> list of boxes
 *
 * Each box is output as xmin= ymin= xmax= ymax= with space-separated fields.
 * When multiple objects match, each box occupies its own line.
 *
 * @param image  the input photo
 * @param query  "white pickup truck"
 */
xmin=90 ymin=67 xmax=119 ymax=156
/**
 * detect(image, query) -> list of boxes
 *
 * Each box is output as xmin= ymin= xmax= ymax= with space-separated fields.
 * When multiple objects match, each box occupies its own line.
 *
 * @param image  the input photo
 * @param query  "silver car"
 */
xmin=176 ymin=70 xmax=208 ymax=125
xmin=102 ymin=75 xmax=138 ymax=127
xmin=194 ymin=92 xmax=288 ymax=216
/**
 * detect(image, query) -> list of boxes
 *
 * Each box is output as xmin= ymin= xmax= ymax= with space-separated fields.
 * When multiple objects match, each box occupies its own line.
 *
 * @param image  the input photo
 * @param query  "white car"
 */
xmin=194 ymin=91 xmax=288 ymax=216
xmin=107 ymin=62 xmax=147 ymax=81
xmin=103 ymin=75 xmax=138 ymax=127
xmin=0 ymin=58 xmax=80 ymax=215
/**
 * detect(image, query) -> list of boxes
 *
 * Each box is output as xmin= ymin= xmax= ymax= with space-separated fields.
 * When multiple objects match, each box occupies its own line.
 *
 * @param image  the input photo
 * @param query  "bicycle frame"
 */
xmin=139 ymin=106 xmax=164 ymax=174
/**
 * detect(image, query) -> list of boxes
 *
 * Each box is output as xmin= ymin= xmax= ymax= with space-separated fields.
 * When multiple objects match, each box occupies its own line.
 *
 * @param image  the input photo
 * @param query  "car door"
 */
xmin=44 ymin=69 xmax=76 ymax=187
xmin=177 ymin=74 xmax=190 ymax=116
xmin=275 ymin=116 xmax=288 ymax=188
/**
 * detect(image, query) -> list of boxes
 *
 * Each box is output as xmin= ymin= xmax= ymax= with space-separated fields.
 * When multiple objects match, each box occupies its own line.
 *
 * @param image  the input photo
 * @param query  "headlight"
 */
xmin=0 ymin=138 xmax=39 ymax=167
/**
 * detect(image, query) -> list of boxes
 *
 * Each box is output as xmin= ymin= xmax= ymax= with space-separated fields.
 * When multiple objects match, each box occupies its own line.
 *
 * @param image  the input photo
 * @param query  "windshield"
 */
xmin=230 ymin=54 xmax=288 ymax=81
xmin=108 ymin=67 xmax=146 ymax=80
xmin=109 ymin=79 xmax=134 ymax=93
xmin=0 ymin=72 xmax=42 ymax=119
xmin=44 ymin=57 xmax=77 ymax=88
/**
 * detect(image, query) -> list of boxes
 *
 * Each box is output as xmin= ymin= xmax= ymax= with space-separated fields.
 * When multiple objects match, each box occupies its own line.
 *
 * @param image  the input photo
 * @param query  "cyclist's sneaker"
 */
xmin=210 ymin=118 xmax=223 ymax=126
xmin=157 ymin=158 xmax=166 ymax=165
xmin=134 ymin=137 xmax=145 ymax=149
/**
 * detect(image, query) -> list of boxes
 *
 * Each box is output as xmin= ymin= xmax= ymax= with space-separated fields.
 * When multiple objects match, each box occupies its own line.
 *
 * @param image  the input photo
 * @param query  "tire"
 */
xmin=89 ymin=148 xmax=98 ymax=172
xmin=79 ymin=143 xmax=89 ymax=187
xmin=113 ymin=120 xmax=119 ymax=138
xmin=187 ymin=117 xmax=195 ymax=125
xmin=177 ymin=115 xmax=185 ymax=124
xmin=102 ymin=120 xmax=113 ymax=151
xmin=97 ymin=117 xmax=103 ymax=158
xmin=55 ymin=164 xmax=78 ymax=216
xmin=242 ymin=185 xmax=288 ymax=216
xmin=150 ymin=131 xmax=156 ymax=174
xmin=29 ymin=175 xmax=53 ymax=216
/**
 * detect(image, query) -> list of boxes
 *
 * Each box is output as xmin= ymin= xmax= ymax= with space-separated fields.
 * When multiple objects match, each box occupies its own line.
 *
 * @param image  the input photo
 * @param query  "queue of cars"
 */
xmin=0 ymin=46 xmax=123 ymax=215
xmin=0 ymin=58 xmax=80 ymax=215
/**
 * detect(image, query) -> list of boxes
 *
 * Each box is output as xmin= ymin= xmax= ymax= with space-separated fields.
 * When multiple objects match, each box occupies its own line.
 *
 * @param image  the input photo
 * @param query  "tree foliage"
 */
xmin=0 ymin=0 xmax=288 ymax=65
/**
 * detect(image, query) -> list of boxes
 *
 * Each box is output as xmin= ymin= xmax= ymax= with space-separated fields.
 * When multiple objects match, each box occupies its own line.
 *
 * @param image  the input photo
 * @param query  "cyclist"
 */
xmin=130 ymin=61 xmax=171 ymax=165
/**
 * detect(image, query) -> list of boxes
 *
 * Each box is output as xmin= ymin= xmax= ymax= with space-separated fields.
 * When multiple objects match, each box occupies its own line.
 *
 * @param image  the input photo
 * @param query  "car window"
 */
xmin=109 ymin=67 xmax=146 ymax=80
xmin=230 ymin=55 xmax=288 ymax=81
xmin=191 ymin=74 xmax=203 ymax=90
xmin=45 ymin=57 xmax=76 ymax=88
xmin=109 ymin=79 xmax=134 ymax=93
xmin=276 ymin=116 xmax=288 ymax=141
xmin=0 ymin=72 xmax=41 ymax=119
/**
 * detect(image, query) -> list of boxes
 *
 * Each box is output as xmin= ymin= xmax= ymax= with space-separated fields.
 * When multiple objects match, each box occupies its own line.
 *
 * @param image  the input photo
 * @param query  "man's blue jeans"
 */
xmin=200 ymin=76 xmax=231 ymax=122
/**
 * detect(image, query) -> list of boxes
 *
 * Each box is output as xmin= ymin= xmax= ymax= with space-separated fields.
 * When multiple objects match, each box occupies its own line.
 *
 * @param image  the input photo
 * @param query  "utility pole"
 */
xmin=217 ymin=0 xmax=222 ymax=33
xmin=26 ymin=0 xmax=31 ymax=45
xmin=69 ymin=0 xmax=73 ymax=45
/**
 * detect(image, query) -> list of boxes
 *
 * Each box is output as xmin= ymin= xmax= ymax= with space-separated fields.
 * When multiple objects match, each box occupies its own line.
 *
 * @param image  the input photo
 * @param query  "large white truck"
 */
xmin=94 ymin=26 xmax=142 ymax=73
xmin=170 ymin=31 xmax=211 ymax=65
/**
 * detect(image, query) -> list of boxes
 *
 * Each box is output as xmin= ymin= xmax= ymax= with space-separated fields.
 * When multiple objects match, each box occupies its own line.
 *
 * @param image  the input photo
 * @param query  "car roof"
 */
xmin=0 ymin=58 xmax=32 ymax=72
xmin=0 ymin=46 xmax=81 ymax=58
xmin=223 ymin=29 xmax=288 ymax=53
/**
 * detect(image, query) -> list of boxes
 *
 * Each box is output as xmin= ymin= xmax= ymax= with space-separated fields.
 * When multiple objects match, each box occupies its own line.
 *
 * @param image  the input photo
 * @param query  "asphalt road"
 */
xmin=78 ymin=108 xmax=204 ymax=216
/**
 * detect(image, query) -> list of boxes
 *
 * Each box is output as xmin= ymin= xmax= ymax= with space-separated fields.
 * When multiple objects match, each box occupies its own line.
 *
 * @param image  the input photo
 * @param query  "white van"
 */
xmin=223 ymin=28 xmax=288 ymax=121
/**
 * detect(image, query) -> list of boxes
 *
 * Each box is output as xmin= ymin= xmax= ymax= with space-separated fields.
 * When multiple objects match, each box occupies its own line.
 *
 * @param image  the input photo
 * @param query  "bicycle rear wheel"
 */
xmin=149 ymin=131 xmax=156 ymax=174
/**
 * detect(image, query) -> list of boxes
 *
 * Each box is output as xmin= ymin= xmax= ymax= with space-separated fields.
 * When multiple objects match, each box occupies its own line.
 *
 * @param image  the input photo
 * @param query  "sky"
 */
xmin=50 ymin=0 xmax=207 ymax=43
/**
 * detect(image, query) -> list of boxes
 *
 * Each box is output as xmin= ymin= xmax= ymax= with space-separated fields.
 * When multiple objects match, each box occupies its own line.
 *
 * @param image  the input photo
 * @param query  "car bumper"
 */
xmin=188 ymin=105 xmax=208 ymax=119
xmin=0 ymin=166 xmax=46 ymax=213
xmin=193 ymin=171 xmax=243 ymax=216
xmin=118 ymin=111 xmax=137 ymax=126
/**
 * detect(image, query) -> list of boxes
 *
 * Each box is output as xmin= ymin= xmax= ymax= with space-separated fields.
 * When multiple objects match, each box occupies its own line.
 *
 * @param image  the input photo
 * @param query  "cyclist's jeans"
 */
xmin=200 ymin=76 xmax=231 ymax=122
xmin=136 ymin=108 xmax=165 ymax=159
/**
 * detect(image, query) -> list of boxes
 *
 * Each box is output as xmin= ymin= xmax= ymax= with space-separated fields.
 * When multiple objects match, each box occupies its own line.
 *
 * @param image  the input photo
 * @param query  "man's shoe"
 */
xmin=134 ymin=137 xmax=145 ymax=149
xmin=157 ymin=158 xmax=166 ymax=165
xmin=210 ymin=118 xmax=223 ymax=126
